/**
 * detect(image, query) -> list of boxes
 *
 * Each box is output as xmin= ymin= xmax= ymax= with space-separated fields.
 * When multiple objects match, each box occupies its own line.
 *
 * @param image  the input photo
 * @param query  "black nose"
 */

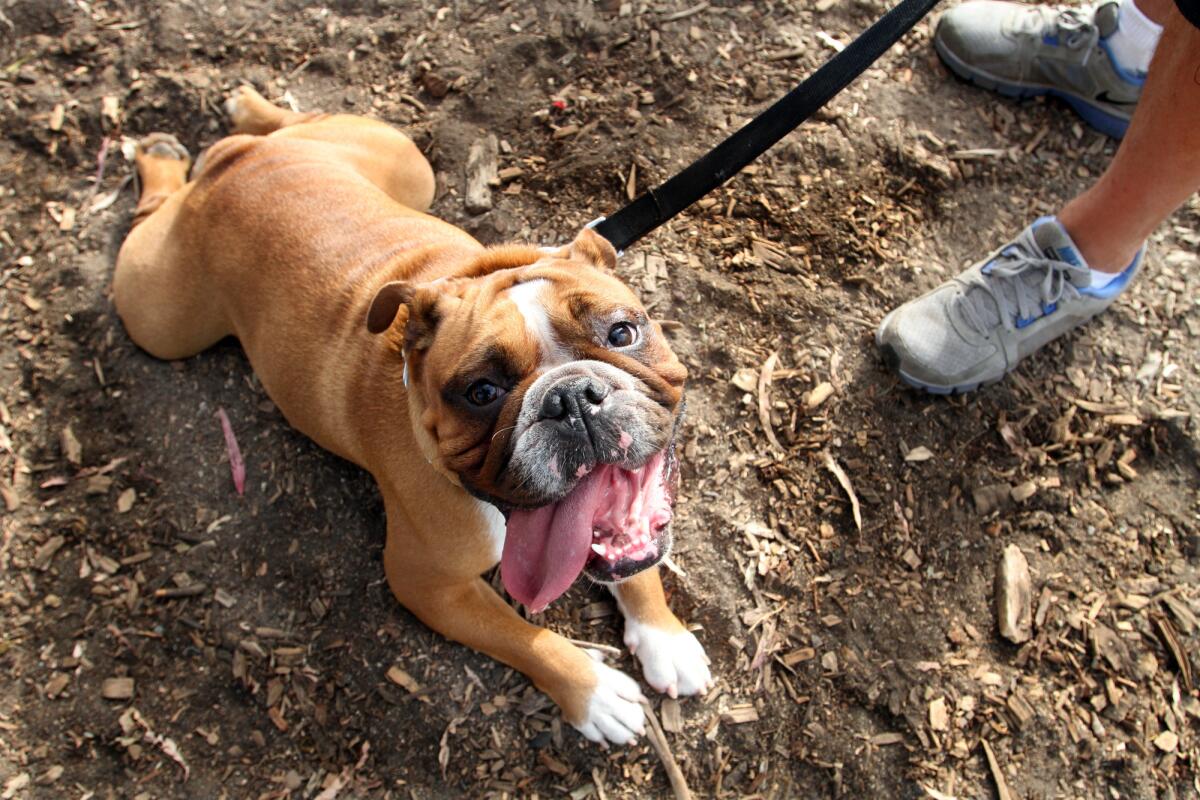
xmin=540 ymin=376 xmax=609 ymax=422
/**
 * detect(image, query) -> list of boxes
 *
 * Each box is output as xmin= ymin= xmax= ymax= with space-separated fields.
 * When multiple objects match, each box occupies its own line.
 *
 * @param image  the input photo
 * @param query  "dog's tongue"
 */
xmin=501 ymin=470 xmax=605 ymax=613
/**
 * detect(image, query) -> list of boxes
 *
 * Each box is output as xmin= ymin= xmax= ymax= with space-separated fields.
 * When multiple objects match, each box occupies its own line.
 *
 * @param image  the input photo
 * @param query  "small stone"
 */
xmin=1010 ymin=480 xmax=1037 ymax=503
xmin=1154 ymin=730 xmax=1178 ymax=753
xmin=116 ymin=487 xmax=136 ymax=513
xmin=973 ymin=483 xmax=1011 ymax=514
xmin=995 ymin=544 xmax=1033 ymax=643
xmin=904 ymin=446 xmax=934 ymax=463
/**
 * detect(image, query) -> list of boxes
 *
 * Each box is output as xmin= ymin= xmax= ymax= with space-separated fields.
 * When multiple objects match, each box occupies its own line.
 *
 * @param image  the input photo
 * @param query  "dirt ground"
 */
xmin=2 ymin=0 xmax=1198 ymax=797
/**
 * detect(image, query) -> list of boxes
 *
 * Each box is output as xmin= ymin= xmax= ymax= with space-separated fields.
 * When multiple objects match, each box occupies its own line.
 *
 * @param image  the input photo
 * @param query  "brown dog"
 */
xmin=113 ymin=86 xmax=712 ymax=745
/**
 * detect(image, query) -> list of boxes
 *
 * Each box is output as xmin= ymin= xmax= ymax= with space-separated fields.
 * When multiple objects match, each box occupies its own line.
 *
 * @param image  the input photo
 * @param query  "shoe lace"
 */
xmin=955 ymin=227 xmax=1088 ymax=336
xmin=1018 ymin=5 xmax=1101 ymax=61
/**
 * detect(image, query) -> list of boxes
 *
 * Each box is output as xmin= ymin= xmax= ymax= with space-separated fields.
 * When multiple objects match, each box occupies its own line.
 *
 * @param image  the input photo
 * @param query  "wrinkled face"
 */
xmin=371 ymin=231 xmax=686 ymax=611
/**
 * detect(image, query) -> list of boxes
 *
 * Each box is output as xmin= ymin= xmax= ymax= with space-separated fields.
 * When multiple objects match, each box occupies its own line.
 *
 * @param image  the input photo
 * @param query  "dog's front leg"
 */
xmin=383 ymin=532 xmax=646 ymax=746
xmin=611 ymin=567 xmax=714 ymax=699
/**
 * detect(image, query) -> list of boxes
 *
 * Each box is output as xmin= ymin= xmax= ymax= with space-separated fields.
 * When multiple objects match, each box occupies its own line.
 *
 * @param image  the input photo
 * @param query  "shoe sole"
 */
xmin=875 ymin=307 xmax=1005 ymax=395
xmin=934 ymin=36 xmax=1132 ymax=139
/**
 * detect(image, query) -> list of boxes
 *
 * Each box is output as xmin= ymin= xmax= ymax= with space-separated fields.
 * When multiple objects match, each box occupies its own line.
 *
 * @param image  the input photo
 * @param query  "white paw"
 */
xmin=573 ymin=652 xmax=646 ymax=746
xmin=624 ymin=620 xmax=714 ymax=699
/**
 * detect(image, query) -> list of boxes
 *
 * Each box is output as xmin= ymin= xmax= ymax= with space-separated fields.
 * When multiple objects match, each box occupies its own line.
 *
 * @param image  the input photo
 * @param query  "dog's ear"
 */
xmin=366 ymin=281 xmax=448 ymax=352
xmin=565 ymin=227 xmax=618 ymax=272
xmin=366 ymin=281 xmax=415 ymax=334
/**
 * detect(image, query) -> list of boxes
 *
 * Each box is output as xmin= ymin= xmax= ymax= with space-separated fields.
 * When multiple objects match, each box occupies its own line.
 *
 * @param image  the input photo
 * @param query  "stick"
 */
xmin=639 ymin=699 xmax=693 ymax=800
xmin=980 ymin=739 xmax=1015 ymax=800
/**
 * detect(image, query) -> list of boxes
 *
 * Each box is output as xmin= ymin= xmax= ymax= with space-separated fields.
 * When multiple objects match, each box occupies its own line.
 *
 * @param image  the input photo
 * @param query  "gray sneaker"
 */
xmin=876 ymin=217 xmax=1141 ymax=394
xmin=934 ymin=1 xmax=1144 ymax=138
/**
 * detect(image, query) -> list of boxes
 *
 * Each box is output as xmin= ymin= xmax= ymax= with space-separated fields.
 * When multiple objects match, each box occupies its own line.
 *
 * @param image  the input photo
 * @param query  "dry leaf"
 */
xmin=822 ymin=451 xmax=861 ymax=531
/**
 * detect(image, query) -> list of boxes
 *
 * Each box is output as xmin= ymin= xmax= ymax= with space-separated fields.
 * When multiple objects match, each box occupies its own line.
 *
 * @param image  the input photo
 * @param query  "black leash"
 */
xmin=592 ymin=0 xmax=942 ymax=252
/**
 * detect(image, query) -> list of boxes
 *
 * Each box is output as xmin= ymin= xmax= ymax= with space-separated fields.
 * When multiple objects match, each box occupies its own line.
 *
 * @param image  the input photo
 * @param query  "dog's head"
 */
xmin=367 ymin=229 xmax=686 ymax=611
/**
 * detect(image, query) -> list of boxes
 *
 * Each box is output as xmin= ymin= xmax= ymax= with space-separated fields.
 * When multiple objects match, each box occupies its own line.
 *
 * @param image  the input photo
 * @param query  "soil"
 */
xmin=2 ymin=1 xmax=1198 ymax=798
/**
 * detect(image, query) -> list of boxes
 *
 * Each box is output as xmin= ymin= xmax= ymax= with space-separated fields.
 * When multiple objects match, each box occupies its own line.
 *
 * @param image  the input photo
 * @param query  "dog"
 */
xmin=112 ymin=86 xmax=712 ymax=745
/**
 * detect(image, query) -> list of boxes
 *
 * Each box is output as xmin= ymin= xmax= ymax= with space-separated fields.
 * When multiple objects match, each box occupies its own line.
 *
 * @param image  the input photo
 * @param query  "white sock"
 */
xmin=1089 ymin=268 xmax=1123 ymax=288
xmin=1104 ymin=0 xmax=1163 ymax=75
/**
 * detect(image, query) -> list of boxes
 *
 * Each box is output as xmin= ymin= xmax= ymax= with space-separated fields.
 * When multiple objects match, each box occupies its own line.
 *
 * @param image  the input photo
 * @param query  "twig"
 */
xmin=822 ymin=450 xmax=861 ymax=531
xmin=566 ymin=638 xmax=623 ymax=657
xmin=980 ymin=739 xmax=1015 ymax=800
xmin=155 ymin=583 xmax=207 ymax=599
xmin=639 ymin=699 xmax=693 ymax=800
xmin=660 ymin=2 xmax=709 ymax=22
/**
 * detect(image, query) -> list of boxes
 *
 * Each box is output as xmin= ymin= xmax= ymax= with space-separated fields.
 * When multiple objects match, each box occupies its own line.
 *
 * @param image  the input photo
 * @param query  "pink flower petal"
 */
xmin=216 ymin=408 xmax=245 ymax=496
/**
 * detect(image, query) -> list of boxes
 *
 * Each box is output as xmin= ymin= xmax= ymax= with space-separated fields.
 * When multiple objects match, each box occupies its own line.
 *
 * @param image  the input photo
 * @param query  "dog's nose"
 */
xmin=540 ymin=377 xmax=609 ymax=423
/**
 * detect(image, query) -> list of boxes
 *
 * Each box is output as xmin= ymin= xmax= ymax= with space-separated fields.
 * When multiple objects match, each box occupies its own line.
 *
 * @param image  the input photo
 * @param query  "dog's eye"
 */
xmin=606 ymin=322 xmax=638 ymax=348
xmin=465 ymin=380 xmax=505 ymax=407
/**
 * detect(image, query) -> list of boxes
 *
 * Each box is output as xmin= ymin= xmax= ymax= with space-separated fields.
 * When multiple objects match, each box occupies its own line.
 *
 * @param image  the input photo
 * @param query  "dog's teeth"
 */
xmin=591 ymin=543 xmax=606 ymax=556
xmin=593 ymin=528 xmax=602 ymax=539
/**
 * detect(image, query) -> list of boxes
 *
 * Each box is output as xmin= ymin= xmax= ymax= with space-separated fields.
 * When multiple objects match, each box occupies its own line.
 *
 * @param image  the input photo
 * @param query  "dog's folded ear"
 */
xmin=565 ymin=228 xmax=618 ymax=272
xmin=366 ymin=281 xmax=415 ymax=334
xmin=366 ymin=281 xmax=449 ymax=353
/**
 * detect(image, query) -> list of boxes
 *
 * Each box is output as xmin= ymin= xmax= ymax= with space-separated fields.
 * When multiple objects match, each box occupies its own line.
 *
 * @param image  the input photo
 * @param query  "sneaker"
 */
xmin=934 ymin=1 xmax=1144 ymax=138
xmin=876 ymin=217 xmax=1141 ymax=394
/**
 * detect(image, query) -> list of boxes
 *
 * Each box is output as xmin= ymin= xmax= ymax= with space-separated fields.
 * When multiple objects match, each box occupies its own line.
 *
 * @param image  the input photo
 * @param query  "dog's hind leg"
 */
xmin=223 ymin=86 xmax=435 ymax=213
xmin=113 ymin=134 xmax=231 ymax=360
xmin=224 ymin=84 xmax=326 ymax=135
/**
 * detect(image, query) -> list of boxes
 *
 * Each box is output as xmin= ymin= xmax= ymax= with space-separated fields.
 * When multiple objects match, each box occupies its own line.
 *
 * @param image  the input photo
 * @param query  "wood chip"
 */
xmin=465 ymin=134 xmax=498 ymax=215
xmin=803 ymin=381 xmax=835 ymax=411
xmin=721 ymin=703 xmax=760 ymax=724
xmin=822 ymin=451 xmax=861 ymax=531
xmin=660 ymin=697 xmax=683 ymax=733
xmin=781 ymin=647 xmax=815 ymax=667
xmin=870 ymin=732 xmax=905 ymax=746
xmin=45 ymin=673 xmax=70 ymax=699
xmin=33 ymin=535 xmax=66 ymax=570
xmin=386 ymin=665 xmax=421 ymax=694
xmin=60 ymin=425 xmax=82 ymax=466
xmin=101 ymin=677 xmax=135 ymax=700
xmin=928 ymin=697 xmax=949 ymax=731
xmin=995 ymin=544 xmax=1032 ymax=644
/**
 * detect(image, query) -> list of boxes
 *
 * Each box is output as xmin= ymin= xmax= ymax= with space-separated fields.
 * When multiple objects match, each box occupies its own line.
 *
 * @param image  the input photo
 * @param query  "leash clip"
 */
xmin=584 ymin=216 xmax=623 ymax=258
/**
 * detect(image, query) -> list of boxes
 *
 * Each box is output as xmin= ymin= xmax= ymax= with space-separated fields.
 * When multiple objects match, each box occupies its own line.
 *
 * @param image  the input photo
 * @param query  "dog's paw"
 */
xmin=624 ymin=620 xmax=713 ymax=699
xmin=137 ymin=133 xmax=189 ymax=163
xmin=223 ymin=84 xmax=268 ymax=130
xmin=572 ymin=653 xmax=645 ymax=746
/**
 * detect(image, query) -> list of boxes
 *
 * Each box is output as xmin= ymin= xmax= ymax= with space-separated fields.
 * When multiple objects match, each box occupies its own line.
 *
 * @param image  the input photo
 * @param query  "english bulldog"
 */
xmin=112 ymin=86 xmax=712 ymax=745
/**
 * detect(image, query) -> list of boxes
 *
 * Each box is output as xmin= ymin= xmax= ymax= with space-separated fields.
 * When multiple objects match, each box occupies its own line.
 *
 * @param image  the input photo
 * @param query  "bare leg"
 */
xmin=1059 ymin=6 xmax=1200 ymax=271
xmin=1132 ymin=0 xmax=1174 ymax=24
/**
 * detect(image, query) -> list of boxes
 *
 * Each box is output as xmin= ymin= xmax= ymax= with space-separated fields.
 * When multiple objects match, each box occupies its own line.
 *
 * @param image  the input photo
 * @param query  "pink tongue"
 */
xmin=501 ymin=470 xmax=606 ymax=612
